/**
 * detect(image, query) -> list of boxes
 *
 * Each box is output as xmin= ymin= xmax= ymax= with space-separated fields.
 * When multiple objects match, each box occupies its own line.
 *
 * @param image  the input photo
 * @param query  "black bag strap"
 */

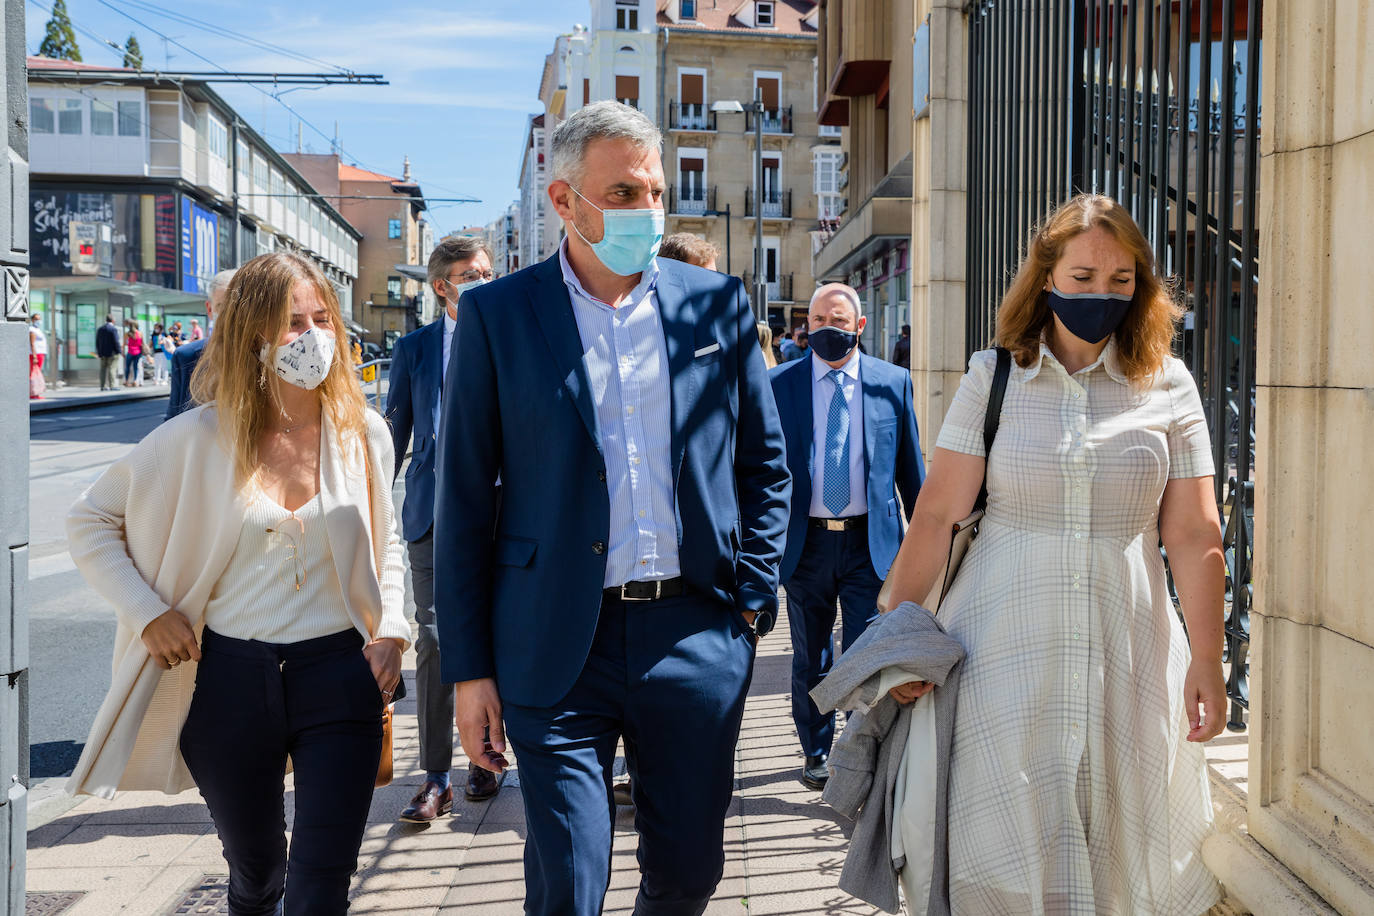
xmin=974 ymin=347 xmax=1013 ymax=511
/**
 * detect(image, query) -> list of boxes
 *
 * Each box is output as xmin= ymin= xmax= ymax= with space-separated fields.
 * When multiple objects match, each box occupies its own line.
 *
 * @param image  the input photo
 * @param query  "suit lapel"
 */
xmin=418 ymin=320 xmax=442 ymax=436
xmin=529 ymin=254 xmax=602 ymax=453
xmin=859 ymin=355 xmax=878 ymax=479
xmin=792 ymin=357 xmax=816 ymax=475
xmin=654 ymin=265 xmax=697 ymax=479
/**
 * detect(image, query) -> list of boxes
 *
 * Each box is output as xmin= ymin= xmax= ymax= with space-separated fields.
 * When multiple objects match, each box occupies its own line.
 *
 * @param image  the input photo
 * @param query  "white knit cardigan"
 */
xmin=65 ymin=404 xmax=410 ymax=798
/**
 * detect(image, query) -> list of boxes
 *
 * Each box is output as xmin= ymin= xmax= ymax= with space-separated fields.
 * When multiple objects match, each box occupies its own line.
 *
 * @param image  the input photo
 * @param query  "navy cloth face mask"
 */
xmin=809 ymin=326 xmax=859 ymax=362
xmin=1047 ymin=286 xmax=1133 ymax=345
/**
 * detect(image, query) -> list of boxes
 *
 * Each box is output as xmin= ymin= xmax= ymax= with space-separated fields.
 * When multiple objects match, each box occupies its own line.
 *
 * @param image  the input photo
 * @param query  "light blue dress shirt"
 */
xmin=808 ymin=349 xmax=867 ymax=518
xmin=558 ymin=241 xmax=680 ymax=587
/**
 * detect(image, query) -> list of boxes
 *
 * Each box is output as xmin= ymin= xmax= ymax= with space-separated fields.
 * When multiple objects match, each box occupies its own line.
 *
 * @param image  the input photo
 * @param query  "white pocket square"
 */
xmin=694 ymin=343 xmax=721 ymax=358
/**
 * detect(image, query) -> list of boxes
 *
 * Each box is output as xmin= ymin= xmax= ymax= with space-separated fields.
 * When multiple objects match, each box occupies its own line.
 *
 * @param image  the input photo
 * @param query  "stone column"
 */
xmin=1212 ymin=1 xmax=1374 ymax=912
xmin=909 ymin=0 xmax=969 ymax=448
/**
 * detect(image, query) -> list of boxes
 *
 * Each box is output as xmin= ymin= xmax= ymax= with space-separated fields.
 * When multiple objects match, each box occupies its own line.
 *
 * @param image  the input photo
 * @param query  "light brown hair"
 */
xmin=658 ymin=232 xmax=719 ymax=268
xmin=995 ymin=193 xmax=1181 ymax=383
xmin=190 ymin=252 xmax=366 ymax=487
xmin=427 ymin=235 xmax=492 ymax=290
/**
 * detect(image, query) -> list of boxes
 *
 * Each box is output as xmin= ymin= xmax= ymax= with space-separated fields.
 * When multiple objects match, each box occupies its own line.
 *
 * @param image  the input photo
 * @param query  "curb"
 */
xmin=30 ymin=390 xmax=169 ymax=414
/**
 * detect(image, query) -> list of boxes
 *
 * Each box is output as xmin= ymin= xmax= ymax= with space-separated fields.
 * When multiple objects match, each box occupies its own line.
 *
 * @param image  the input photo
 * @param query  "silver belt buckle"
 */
xmin=620 ymin=580 xmax=661 ymax=601
xmin=823 ymin=518 xmax=847 ymax=532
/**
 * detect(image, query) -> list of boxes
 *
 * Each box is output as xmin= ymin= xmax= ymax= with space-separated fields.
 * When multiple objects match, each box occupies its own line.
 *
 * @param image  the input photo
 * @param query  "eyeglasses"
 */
xmin=266 ymin=512 xmax=307 ymax=592
xmin=447 ymin=269 xmax=494 ymax=285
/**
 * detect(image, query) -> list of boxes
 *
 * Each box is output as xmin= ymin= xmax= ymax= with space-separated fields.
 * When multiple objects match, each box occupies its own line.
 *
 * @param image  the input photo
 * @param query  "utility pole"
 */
xmin=2 ymin=0 xmax=33 ymax=909
xmin=751 ymin=86 xmax=766 ymax=324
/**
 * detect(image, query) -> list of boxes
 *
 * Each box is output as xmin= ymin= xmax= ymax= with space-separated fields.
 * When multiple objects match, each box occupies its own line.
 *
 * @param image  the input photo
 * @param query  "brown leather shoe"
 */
xmin=464 ymin=763 xmax=503 ymax=801
xmin=398 ymin=779 xmax=453 ymax=823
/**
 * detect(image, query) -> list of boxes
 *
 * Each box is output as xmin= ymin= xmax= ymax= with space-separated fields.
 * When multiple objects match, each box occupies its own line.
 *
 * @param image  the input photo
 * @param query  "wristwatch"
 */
xmin=746 ymin=607 xmax=776 ymax=640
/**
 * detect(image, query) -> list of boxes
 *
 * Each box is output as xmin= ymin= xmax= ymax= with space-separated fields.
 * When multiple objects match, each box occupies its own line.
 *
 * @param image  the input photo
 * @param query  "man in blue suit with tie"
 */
xmin=769 ymin=283 xmax=925 ymax=790
xmin=385 ymin=235 xmax=502 ymax=823
xmin=434 ymin=101 xmax=791 ymax=915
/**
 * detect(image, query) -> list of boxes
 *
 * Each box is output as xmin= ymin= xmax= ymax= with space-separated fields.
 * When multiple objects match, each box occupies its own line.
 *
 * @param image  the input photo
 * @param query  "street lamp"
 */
xmin=712 ymin=90 xmax=768 ymax=323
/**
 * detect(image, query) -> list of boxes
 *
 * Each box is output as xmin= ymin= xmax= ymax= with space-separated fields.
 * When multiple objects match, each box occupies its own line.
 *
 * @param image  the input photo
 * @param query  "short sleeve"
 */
xmin=1164 ymin=359 xmax=1216 ymax=479
xmin=935 ymin=349 xmax=999 ymax=457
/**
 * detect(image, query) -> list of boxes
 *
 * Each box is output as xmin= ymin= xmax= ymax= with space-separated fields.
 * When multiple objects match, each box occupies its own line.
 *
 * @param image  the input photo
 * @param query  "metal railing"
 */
xmin=746 ymin=105 xmax=793 ymax=134
xmin=668 ymin=100 xmax=716 ymax=131
xmin=744 ymin=188 xmax=791 ymax=219
xmin=668 ymin=183 xmax=716 ymax=216
xmin=355 ymin=358 xmax=390 ymax=410
xmin=744 ymin=271 xmax=793 ymax=302
xmin=965 ymin=0 xmax=1261 ymax=721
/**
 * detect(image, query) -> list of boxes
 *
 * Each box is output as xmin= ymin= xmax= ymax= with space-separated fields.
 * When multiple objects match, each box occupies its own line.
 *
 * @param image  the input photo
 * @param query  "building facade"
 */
xmin=517 ymin=114 xmax=548 ymax=270
xmin=27 ymin=57 xmax=359 ymax=387
xmin=658 ymin=0 xmax=825 ymax=330
xmin=811 ymin=0 xmax=916 ymax=364
xmin=484 ymin=200 xmax=520 ymax=275
xmin=284 ymin=153 xmax=431 ymax=350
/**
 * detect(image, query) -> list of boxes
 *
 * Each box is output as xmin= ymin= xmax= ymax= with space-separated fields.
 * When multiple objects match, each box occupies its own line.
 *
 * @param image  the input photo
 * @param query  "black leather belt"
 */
xmin=809 ymin=514 xmax=868 ymax=532
xmin=605 ymin=577 xmax=686 ymax=602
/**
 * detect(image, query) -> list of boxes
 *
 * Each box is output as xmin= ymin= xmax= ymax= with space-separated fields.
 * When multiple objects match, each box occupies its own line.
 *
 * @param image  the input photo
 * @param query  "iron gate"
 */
xmin=964 ymin=0 xmax=1260 ymax=729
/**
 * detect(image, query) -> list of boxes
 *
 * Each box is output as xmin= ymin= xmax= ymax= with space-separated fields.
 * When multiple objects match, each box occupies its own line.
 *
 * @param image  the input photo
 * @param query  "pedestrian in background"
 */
xmin=150 ymin=323 xmax=169 ymax=386
xmin=435 ymin=100 xmax=790 ymax=916
xmin=890 ymin=323 xmax=911 ymax=369
xmin=757 ymin=322 xmax=778 ymax=369
xmin=769 ymin=283 xmax=924 ymax=790
xmin=779 ymin=326 xmax=799 ymax=361
xmin=29 ymin=312 xmax=47 ymax=399
xmin=66 ymin=251 xmax=410 ymax=915
xmin=658 ymin=231 xmax=719 ymax=270
xmin=385 ymin=235 xmax=503 ymax=824
xmin=881 ymin=194 xmax=1224 ymax=913
xmin=123 ymin=323 xmax=144 ymax=387
xmin=168 ymin=270 xmax=236 ymax=420
xmin=190 ymin=318 xmax=204 ymax=341
xmin=95 ymin=314 xmax=122 ymax=391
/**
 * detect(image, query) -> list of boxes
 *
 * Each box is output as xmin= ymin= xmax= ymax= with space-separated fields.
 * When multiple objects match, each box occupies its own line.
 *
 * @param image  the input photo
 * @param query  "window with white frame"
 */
xmin=680 ymin=0 xmax=697 ymax=18
xmin=253 ymin=154 xmax=268 ymax=192
xmin=678 ymin=68 xmax=707 ymax=129
xmin=117 ymin=101 xmax=142 ymax=137
xmin=814 ymin=148 xmax=844 ymax=219
xmin=30 ymin=98 xmax=54 ymax=134
xmin=677 ymin=149 xmax=707 ymax=213
xmin=91 ymin=99 xmax=115 ymax=136
xmin=57 ymin=98 xmax=83 ymax=135
xmin=206 ymin=115 xmax=228 ymax=160
xmin=756 ymin=1 xmax=775 ymax=28
xmin=615 ymin=0 xmax=638 ymax=30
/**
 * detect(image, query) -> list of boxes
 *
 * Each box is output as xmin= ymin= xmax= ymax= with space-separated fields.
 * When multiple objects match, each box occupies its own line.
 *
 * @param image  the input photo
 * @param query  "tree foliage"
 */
xmin=122 ymin=34 xmax=143 ymax=70
xmin=38 ymin=0 xmax=82 ymax=62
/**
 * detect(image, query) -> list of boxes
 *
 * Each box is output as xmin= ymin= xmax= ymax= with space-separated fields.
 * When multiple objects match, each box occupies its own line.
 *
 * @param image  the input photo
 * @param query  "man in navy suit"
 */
xmin=769 ymin=283 xmax=925 ymax=790
xmin=385 ymin=236 xmax=502 ymax=823
xmin=434 ymin=101 xmax=790 ymax=915
xmin=165 ymin=268 xmax=235 ymax=420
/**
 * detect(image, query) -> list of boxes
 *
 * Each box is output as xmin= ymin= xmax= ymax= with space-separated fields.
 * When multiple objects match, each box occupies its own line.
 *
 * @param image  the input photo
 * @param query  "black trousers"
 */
xmin=180 ymin=628 xmax=383 ymax=916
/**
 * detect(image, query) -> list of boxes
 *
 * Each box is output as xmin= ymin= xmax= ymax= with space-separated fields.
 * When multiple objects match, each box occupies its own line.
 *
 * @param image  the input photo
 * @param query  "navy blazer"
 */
xmin=165 ymin=338 xmax=206 ymax=421
xmin=384 ymin=317 xmax=445 ymax=541
xmin=769 ymin=353 xmax=925 ymax=584
xmin=433 ymin=253 xmax=792 ymax=707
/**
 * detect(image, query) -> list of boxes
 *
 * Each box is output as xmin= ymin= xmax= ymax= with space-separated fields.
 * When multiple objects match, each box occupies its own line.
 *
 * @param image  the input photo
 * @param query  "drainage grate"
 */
xmin=25 ymin=893 xmax=85 ymax=916
xmin=170 ymin=875 xmax=230 ymax=914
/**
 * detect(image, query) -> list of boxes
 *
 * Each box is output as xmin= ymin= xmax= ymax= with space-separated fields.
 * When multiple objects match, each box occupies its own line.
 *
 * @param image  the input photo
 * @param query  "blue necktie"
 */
xmin=823 ymin=369 xmax=850 ymax=516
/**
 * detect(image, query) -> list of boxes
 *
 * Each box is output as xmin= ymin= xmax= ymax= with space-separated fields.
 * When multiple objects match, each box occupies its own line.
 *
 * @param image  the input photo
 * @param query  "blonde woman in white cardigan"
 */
xmin=67 ymin=252 xmax=410 ymax=916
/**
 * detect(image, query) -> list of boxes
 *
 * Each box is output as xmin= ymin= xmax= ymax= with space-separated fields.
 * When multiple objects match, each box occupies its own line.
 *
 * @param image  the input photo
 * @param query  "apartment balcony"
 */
xmin=669 ymin=184 xmax=716 ymax=217
xmin=744 ymin=188 xmax=792 ymax=220
xmin=744 ymin=271 xmax=794 ymax=303
xmin=746 ymin=106 xmax=794 ymax=135
xmin=668 ymin=101 xmax=716 ymax=132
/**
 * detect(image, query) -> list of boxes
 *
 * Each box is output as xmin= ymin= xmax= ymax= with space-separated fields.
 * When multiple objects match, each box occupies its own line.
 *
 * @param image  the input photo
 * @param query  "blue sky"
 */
xmin=26 ymin=0 xmax=583 ymax=235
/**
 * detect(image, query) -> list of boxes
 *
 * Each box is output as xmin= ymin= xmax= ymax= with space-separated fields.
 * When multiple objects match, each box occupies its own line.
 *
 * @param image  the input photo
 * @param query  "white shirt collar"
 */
xmin=810 ymin=347 xmax=861 ymax=382
xmin=558 ymin=238 xmax=659 ymax=307
xmin=1023 ymin=335 xmax=1128 ymax=385
xmin=443 ymin=309 xmax=456 ymax=335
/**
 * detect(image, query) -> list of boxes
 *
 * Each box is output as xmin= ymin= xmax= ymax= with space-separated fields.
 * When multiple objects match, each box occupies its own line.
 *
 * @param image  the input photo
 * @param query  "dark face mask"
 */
xmin=1047 ymin=286 xmax=1133 ymax=344
xmin=808 ymin=326 xmax=858 ymax=362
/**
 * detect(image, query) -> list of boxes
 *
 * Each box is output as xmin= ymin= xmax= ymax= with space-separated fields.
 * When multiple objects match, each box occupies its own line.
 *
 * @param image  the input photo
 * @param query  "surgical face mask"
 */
xmin=809 ymin=326 xmax=859 ymax=362
xmin=444 ymin=276 xmax=489 ymax=305
xmin=259 ymin=326 xmax=336 ymax=391
xmin=568 ymin=186 xmax=664 ymax=277
xmin=1047 ymin=285 xmax=1134 ymax=345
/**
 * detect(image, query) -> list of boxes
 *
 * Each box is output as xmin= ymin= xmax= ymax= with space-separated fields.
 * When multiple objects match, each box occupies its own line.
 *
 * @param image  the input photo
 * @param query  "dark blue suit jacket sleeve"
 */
xmin=731 ymin=283 xmax=792 ymax=618
xmin=433 ymin=294 xmax=500 ymax=683
xmin=384 ymin=335 xmax=414 ymax=482
xmin=165 ymin=344 xmax=200 ymax=421
xmin=896 ymin=371 xmax=926 ymax=519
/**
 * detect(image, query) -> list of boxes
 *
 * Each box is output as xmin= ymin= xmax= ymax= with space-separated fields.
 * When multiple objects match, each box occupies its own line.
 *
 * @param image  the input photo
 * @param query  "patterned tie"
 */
xmin=823 ymin=369 xmax=851 ymax=516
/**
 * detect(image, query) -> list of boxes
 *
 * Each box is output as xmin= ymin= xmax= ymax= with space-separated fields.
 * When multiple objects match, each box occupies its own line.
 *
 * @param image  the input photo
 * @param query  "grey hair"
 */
xmin=808 ymin=282 xmax=864 ymax=319
xmin=551 ymin=100 xmax=662 ymax=187
xmin=209 ymin=268 xmax=237 ymax=299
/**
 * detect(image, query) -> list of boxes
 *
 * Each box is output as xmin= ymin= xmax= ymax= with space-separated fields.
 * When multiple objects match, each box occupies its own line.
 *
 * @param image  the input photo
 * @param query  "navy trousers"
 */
xmin=784 ymin=521 xmax=882 ymax=758
xmin=179 ymin=628 xmax=383 ymax=916
xmin=502 ymin=591 xmax=755 ymax=916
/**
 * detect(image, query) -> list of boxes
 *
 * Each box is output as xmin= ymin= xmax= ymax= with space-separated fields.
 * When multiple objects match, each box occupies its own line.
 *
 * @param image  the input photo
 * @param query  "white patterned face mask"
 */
xmin=259 ymin=326 xmax=336 ymax=391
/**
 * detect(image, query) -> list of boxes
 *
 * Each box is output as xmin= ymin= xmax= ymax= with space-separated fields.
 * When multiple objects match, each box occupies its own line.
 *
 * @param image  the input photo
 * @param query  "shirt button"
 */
xmin=1074 ymin=532 xmax=1082 ymax=540
xmin=592 ymin=541 xmax=606 ymax=555
xmin=626 ymin=405 xmax=635 ymax=415
xmin=597 ymin=470 xmax=607 ymax=482
xmin=1074 ymin=524 xmax=1081 ymax=530
xmin=632 ymin=456 xmax=641 ymax=466
xmin=638 ymin=510 xmax=646 ymax=518
xmin=1073 ymin=573 xmax=1080 ymax=580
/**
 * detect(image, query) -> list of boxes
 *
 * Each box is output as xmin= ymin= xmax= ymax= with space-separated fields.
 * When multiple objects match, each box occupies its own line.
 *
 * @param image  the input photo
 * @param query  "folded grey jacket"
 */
xmin=809 ymin=601 xmax=965 ymax=915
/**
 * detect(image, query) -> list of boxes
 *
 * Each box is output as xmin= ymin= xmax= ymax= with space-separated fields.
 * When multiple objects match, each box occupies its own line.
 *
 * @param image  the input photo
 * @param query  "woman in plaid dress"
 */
xmin=884 ymin=195 xmax=1225 ymax=914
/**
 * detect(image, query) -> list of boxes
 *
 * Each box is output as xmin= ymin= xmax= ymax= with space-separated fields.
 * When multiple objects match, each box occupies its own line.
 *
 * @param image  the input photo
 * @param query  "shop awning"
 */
xmin=30 ymin=275 xmax=208 ymax=309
